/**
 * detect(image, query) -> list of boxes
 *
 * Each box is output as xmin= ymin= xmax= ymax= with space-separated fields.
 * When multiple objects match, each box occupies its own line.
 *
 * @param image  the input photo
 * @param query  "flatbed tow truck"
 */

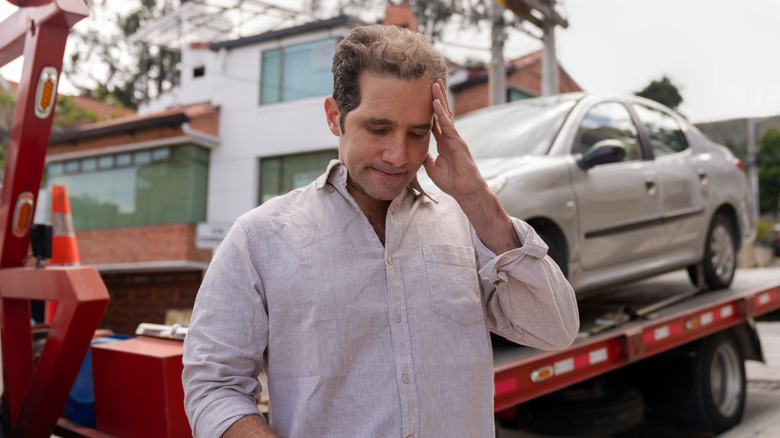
xmin=493 ymin=267 xmax=780 ymax=436
xmin=2 ymin=1 xmax=780 ymax=437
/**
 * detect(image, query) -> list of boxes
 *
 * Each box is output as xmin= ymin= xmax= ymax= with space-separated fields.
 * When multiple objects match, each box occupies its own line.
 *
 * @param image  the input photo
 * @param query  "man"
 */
xmin=183 ymin=25 xmax=578 ymax=438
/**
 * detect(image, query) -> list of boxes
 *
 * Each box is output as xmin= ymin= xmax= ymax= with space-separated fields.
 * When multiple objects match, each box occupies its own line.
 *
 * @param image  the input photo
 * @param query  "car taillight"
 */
xmin=733 ymin=158 xmax=745 ymax=172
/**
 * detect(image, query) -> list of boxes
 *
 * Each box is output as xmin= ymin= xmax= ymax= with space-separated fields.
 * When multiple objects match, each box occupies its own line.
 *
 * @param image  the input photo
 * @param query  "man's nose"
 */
xmin=382 ymin=134 xmax=408 ymax=167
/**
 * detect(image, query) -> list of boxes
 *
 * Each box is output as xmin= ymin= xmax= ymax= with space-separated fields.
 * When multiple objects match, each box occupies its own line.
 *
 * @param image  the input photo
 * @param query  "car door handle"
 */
xmin=698 ymin=169 xmax=707 ymax=182
xmin=645 ymin=178 xmax=656 ymax=194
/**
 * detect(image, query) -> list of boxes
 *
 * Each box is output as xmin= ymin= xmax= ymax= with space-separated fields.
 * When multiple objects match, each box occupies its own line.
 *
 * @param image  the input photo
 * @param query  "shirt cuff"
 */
xmin=477 ymin=218 xmax=549 ymax=286
xmin=195 ymin=395 xmax=264 ymax=438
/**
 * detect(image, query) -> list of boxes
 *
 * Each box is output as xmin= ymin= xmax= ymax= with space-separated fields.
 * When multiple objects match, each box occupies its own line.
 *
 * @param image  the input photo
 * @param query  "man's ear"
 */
xmin=324 ymin=96 xmax=341 ymax=137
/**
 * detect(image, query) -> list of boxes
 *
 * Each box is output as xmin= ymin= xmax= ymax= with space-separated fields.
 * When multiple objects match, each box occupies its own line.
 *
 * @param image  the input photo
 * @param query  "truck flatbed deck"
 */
xmin=493 ymin=267 xmax=780 ymax=411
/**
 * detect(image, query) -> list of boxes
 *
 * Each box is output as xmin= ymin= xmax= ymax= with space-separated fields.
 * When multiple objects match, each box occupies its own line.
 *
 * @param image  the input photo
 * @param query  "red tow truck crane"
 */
xmin=0 ymin=1 xmax=109 ymax=437
xmin=1 ymin=1 xmax=779 ymax=437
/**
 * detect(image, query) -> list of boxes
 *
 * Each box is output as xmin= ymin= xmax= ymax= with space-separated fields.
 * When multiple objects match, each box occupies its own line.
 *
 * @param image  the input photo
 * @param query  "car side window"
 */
xmin=575 ymin=102 xmax=643 ymax=161
xmin=633 ymin=104 xmax=689 ymax=157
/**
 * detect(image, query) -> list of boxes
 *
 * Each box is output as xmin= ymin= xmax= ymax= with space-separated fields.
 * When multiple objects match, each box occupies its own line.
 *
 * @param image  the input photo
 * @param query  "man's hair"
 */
xmin=332 ymin=25 xmax=448 ymax=133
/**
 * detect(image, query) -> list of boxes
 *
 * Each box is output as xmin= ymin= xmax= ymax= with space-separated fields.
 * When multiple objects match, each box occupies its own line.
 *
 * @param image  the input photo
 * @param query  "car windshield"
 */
xmin=449 ymin=97 xmax=577 ymax=159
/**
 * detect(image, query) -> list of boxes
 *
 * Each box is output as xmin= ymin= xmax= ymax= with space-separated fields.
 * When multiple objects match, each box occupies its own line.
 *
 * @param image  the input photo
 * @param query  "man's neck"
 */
xmin=346 ymin=179 xmax=392 ymax=244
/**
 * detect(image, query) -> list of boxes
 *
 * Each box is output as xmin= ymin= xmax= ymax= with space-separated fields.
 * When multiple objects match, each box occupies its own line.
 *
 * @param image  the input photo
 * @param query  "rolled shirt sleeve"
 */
xmin=477 ymin=217 xmax=579 ymax=350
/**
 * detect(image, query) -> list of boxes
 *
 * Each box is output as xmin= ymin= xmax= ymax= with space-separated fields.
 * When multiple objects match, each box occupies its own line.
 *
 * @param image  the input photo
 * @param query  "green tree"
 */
xmin=758 ymin=126 xmax=780 ymax=216
xmin=309 ymin=0 xmax=495 ymax=40
xmin=64 ymin=0 xmax=189 ymax=108
xmin=635 ymin=76 xmax=683 ymax=111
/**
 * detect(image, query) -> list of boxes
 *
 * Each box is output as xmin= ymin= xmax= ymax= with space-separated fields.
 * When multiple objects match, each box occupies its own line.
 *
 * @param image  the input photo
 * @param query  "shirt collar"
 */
xmin=316 ymin=160 xmax=438 ymax=204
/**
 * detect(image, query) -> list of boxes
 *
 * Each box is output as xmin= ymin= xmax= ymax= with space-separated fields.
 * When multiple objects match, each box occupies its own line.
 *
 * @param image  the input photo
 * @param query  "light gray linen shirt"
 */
xmin=183 ymin=160 xmax=578 ymax=438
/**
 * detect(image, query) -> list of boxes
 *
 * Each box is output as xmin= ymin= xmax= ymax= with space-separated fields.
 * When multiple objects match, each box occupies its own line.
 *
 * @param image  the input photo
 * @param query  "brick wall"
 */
xmin=76 ymin=224 xmax=212 ymax=266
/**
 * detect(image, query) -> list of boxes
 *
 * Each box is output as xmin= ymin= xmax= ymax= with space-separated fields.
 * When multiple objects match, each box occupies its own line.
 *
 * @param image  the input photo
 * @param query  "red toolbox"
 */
xmin=91 ymin=337 xmax=190 ymax=438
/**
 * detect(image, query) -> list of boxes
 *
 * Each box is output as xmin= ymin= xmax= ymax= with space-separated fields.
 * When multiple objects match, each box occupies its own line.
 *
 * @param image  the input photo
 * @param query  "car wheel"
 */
xmin=535 ymin=227 xmax=568 ymax=279
xmin=700 ymin=213 xmax=737 ymax=290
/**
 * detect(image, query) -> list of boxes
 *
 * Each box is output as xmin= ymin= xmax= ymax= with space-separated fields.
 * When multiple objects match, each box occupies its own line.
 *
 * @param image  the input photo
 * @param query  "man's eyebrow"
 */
xmin=411 ymin=122 xmax=433 ymax=131
xmin=363 ymin=117 xmax=395 ymax=126
xmin=363 ymin=118 xmax=432 ymax=131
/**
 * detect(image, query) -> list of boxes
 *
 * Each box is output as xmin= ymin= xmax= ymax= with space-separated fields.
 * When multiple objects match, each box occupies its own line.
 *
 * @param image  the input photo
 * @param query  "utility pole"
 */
xmin=489 ymin=0 xmax=507 ymax=107
xmin=494 ymin=0 xmax=568 ymax=102
xmin=746 ymin=117 xmax=760 ymax=220
xmin=540 ymin=17 xmax=558 ymax=95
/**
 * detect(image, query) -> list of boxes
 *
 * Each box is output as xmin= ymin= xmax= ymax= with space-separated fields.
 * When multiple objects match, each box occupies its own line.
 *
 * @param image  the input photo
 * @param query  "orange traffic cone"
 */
xmin=44 ymin=185 xmax=81 ymax=324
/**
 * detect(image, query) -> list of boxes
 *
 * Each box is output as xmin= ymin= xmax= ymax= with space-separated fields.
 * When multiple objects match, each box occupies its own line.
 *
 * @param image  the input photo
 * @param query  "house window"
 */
xmin=260 ymin=38 xmax=338 ymax=105
xmin=258 ymin=149 xmax=338 ymax=204
xmin=508 ymin=88 xmax=533 ymax=102
xmin=47 ymin=145 xmax=209 ymax=230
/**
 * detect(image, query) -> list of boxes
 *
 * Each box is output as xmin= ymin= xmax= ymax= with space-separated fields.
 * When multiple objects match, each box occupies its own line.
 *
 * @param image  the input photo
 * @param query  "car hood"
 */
xmin=417 ymin=156 xmax=544 ymax=192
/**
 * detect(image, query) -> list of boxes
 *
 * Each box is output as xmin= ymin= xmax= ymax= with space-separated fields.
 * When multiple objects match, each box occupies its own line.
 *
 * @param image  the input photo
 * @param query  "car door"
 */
xmin=569 ymin=101 xmax=662 ymax=270
xmin=632 ymin=103 xmax=708 ymax=255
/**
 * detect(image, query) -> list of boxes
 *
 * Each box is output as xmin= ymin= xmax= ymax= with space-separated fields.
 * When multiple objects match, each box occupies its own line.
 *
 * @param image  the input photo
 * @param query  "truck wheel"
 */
xmin=499 ymin=378 xmax=643 ymax=435
xmin=679 ymin=330 xmax=746 ymax=434
xmin=698 ymin=213 xmax=737 ymax=290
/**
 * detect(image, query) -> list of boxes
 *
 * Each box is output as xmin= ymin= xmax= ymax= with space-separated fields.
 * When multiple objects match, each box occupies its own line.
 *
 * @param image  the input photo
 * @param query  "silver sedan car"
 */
xmin=428 ymin=93 xmax=756 ymax=296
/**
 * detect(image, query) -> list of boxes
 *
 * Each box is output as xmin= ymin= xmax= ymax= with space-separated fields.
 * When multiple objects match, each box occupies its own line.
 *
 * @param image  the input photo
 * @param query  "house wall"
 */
xmin=188 ymin=28 xmax=348 ymax=223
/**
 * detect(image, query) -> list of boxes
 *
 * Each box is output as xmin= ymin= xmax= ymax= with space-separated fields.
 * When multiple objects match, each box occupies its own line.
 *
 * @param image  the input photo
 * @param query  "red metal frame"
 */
xmin=0 ymin=2 xmax=108 ymax=438
xmin=493 ymin=283 xmax=780 ymax=412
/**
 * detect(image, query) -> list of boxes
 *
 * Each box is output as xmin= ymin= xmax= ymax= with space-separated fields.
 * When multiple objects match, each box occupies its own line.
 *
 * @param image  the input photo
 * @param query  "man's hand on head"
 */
xmin=423 ymin=80 xmax=488 ymax=200
xmin=423 ymin=80 xmax=522 ymax=254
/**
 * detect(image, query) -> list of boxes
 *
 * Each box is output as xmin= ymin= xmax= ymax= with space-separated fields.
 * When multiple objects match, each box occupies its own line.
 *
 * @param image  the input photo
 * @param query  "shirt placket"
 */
xmin=384 ymin=199 xmax=420 ymax=438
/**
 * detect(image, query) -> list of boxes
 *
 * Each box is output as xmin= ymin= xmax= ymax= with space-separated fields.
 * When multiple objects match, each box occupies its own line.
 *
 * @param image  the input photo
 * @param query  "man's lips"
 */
xmin=372 ymin=167 xmax=405 ymax=177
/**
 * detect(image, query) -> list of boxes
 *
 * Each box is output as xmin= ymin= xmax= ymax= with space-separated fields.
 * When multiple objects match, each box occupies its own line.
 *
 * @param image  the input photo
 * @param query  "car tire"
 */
xmin=535 ymin=227 xmax=568 ymax=279
xmin=697 ymin=213 xmax=737 ymax=290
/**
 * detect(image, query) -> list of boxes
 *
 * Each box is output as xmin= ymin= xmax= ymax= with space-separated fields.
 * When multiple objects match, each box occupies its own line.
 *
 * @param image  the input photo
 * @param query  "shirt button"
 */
xmin=402 ymin=374 xmax=410 ymax=384
xmin=327 ymin=187 xmax=334 ymax=193
xmin=387 ymin=256 xmax=393 ymax=265
xmin=394 ymin=314 xmax=401 ymax=323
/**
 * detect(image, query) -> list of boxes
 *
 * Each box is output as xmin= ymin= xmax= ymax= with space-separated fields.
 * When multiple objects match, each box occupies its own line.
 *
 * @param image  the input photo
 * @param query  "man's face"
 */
xmin=326 ymin=72 xmax=434 ymax=203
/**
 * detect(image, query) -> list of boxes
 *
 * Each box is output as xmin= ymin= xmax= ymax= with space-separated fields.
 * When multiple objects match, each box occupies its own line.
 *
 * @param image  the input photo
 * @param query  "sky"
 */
xmin=1 ymin=0 xmax=779 ymax=123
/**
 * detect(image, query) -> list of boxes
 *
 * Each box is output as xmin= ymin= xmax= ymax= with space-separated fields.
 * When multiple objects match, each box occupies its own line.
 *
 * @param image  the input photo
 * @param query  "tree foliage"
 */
xmin=635 ymin=76 xmax=683 ymax=111
xmin=309 ymin=0 xmax=493 ymax=40
xmin=758 ymin=126 xmax=780 ymax=215
xmin=64 ymin=0 xmax=188 ymax=109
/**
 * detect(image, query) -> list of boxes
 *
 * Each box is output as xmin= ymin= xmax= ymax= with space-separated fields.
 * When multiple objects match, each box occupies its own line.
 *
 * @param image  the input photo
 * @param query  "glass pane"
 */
xmin=48 ymin=162 xmax=64 ymax=176
xmin=281 ymin=39 xmax=336 ymax=102
xmin=134 ymin=150 xmax=151 ymax=165
xmin=261 ymin=49 xmax=282 ymax=104
xmin=152 ymin=147 xmax=170 ymax=162
xmin=575 ymin=102 xmax=642 ymax=161
xmin=259 ymin=150 xmax=338 ymax=204
xmin=81 ymin=157 xmax=97 ymax=172
xmin=633 ymin=104 xmax=689 ymax=158
xmin=456 ymin=97 xmax=577 ymax=159
xmin=508 ymin=89 xmax=532 ymax=102
xmin=49 ymin=144 xmax=209 ymax=230
xmin=116 ymin=153 xmax=132 ymax=167
xmin=98 ymin=155 xmax=114 ymax=169
xmin=65 ymin=160 xmax=80 ymax=173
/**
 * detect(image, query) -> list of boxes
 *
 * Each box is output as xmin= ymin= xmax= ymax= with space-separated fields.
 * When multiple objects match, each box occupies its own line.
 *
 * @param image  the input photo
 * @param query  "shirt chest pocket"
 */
xmin=422 ymin=244 xmax=484 ymax=326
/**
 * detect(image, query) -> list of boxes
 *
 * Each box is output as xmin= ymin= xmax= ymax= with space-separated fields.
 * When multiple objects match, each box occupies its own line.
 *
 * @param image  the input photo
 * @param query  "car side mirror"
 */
xmin=578 ymin=139 xmax=626 ymax=169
